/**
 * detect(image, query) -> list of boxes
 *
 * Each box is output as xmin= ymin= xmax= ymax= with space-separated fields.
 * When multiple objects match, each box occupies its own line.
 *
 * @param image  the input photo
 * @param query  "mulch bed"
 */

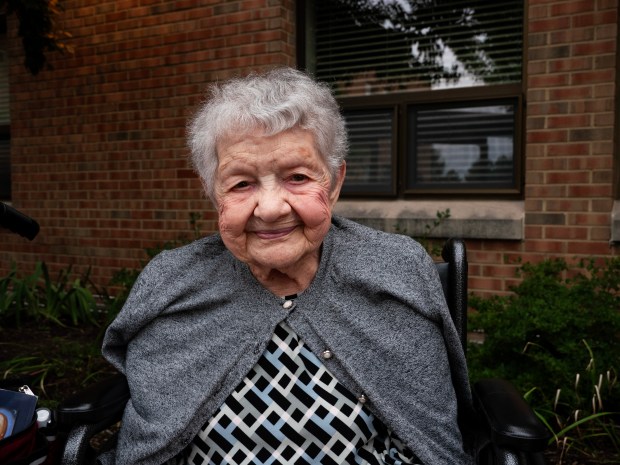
xmin=0 ymin=322 xmax=115 ymax=405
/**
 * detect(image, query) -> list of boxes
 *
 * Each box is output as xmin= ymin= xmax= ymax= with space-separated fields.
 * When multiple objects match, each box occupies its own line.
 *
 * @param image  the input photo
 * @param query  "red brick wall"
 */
xmin=1 ymin=0 xmax=619 ymax=297
xmin=468 ymin=0 xmax=619 ymax=296
xmin=2 ymin=0 xmax=296 ymax=283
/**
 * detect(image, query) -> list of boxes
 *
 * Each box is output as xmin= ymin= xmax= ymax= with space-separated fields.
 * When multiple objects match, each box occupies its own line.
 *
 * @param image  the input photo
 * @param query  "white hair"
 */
xmin=187 ymin=67 xmax=348 ymax=202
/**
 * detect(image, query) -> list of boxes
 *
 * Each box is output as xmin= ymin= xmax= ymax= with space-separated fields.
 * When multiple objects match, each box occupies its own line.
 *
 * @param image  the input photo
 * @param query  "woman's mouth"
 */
xmin=254 ymin=226 xmax=297 ymax=240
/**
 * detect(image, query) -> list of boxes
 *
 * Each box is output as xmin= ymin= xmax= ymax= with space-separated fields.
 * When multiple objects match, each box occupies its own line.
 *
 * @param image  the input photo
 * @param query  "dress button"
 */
xmin=320 ymin=349 xmax=333 ymax=360
xmin=358 ymin=394 xmax=368 ymax=404
xmin=282 ymin=300 xmax=294 ymax=310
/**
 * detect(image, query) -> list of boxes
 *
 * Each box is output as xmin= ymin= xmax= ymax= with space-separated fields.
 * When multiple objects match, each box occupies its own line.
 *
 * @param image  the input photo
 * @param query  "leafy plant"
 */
xmin=0 ymin=263 xmax=38 ymax=326
xmin=0 ymin=262 xmax=103 ymax=328
xmin=525 ymin=341 xmax=619 ymax=463
xmin=468 ymin=257 xmax=620 ymax=463
xmin=1 ymin=355 xmax=56 ymax=395
xmin=394 ymin=208 xmax=451 ymax=257
xmin=0 ymin=263 xmax=120 ymax=403
xmin=0 ymin=329 xmax=115 ymax=406
xmin=468 ymin=257 xmax=620 ymax=405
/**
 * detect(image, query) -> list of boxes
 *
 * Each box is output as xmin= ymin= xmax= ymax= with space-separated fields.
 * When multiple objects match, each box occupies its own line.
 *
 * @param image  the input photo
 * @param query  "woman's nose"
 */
xmin=253 ymin=186 xmax=291 ymax=222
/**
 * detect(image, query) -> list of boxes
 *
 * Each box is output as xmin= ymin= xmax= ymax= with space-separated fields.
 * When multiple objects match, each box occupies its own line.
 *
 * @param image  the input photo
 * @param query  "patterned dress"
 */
xmin=174 ymin=322 xmax=421 ymax=465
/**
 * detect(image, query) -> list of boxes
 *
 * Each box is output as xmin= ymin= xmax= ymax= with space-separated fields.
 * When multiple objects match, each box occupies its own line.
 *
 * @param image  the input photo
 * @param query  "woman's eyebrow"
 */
xmin=277 ymin=152 xmax=320 ymax=169
xmin=217 ymin=158 xmax=253 ymax=176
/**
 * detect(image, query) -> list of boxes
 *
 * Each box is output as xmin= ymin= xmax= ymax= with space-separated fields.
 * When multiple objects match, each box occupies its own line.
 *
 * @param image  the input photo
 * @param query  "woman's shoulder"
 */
xmin=139 ymin=234 xmax=231 ymax=281
xmin=151 ymin=234 xmax=226 ymax=265
xmin=328 ymin=216 xmax=436 ymax=281
xmin=330 ymin=216 xmax=429 ymax=259
xmin=104 ymin=234 xmax=233 ymax=337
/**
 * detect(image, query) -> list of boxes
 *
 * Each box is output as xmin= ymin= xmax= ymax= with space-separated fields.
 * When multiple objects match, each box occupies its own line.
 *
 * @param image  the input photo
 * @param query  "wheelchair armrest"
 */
xmin=56 ymin=373 xmax=129 ymax=430
xmin=473 ymin=378 xmax=551 ymax=453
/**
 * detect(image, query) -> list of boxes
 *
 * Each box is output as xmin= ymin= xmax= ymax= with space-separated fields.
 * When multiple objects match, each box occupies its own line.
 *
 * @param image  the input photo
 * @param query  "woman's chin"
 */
xmin=251 ymin=255 xmax=302 ymax=272
xmin=248 ymin=248 xmax=319 ymax=276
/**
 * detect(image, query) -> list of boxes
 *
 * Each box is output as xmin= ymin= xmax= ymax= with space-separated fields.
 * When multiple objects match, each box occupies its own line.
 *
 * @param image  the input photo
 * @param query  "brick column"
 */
xmin=468 ymin=0 xmax=618 ymax=297
xmin=525 ymin=0 xmax=617 ymax=259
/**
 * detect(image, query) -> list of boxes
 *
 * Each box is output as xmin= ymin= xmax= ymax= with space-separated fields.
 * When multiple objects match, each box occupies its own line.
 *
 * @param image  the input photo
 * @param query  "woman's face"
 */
xmin=213 ymin=128 xmax=345 ymax=280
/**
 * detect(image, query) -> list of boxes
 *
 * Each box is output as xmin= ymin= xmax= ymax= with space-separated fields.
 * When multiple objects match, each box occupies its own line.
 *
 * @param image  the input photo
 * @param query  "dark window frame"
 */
xmin=405 ymin=93 xmax=523 ymax=197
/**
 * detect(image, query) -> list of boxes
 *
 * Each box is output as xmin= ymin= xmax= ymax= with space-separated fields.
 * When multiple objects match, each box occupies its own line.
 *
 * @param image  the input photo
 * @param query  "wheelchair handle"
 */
xmin=0 ymin=202 xmax=40 ymax=240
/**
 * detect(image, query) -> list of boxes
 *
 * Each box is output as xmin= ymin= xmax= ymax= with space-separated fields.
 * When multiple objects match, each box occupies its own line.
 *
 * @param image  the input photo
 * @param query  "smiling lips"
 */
xmin=253 ymin=225 xmax=297 ymax=240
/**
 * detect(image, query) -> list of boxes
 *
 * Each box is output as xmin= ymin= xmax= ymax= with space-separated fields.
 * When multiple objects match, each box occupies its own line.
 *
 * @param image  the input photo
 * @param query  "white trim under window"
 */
xmin=334 ymin=199 xmax=524 ymax=240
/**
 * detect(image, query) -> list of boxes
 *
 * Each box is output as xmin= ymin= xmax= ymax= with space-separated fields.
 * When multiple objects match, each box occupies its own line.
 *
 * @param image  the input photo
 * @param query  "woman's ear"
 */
xmin=329 ymin=162 xmax=346 ymax=207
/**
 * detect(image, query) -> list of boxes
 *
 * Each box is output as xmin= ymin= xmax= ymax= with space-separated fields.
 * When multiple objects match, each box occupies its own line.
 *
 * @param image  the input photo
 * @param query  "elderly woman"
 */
xmin=101 ymin=67 xmax=473 ymax=465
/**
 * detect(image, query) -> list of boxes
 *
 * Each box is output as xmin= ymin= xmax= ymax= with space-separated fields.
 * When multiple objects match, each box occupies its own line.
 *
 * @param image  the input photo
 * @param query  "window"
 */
xmin=301 ymin=0 xmax=524 ymax=197
xmin=408 ymin=100 xmax=519 ymax=193
xmin=0 ymin=15 xmax=10 ymax=200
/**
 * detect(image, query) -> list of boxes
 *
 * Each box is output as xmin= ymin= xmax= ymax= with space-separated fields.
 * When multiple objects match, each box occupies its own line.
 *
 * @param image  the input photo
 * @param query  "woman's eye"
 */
xmin=232 ymin=181 xmax=250 ymax=190
xmin=290 ymin=174 xmax=308 ymax=183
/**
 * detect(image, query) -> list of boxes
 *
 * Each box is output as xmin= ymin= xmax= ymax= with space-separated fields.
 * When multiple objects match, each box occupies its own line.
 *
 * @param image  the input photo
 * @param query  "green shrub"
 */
xmin=0 ymin=264 xmax=118 ymax=402
xmin=0 ymin=262 xmax=105 ymax=328
xmin=468 ymin=257 xmax=620 ymax=411
xmin=468 ymin=257 xmax=620 ymax=460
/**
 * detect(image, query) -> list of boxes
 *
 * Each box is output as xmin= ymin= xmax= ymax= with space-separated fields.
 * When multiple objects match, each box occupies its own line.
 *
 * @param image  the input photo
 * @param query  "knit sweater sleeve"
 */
xmin=102 ymin=250 xmax=172 ymax=374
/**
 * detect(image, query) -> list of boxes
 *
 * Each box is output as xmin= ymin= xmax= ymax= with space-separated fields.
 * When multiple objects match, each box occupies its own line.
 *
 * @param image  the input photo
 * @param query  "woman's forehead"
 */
xmin=219 ymin=126 xmax=311 ymax=147
xmin=216 ymin=129 xmax=323 ymax=168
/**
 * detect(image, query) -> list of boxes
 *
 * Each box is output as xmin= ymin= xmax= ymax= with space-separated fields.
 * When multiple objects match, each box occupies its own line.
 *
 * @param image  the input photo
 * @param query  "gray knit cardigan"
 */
xmin=100 ymin=216 xmax=474 ymax=465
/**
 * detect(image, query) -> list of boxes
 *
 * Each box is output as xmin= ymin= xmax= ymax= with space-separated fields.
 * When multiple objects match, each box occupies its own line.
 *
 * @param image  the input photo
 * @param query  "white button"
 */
xmin=321 ymin=349 xmax=333 ymax=360
xmin=358 ymin=394 xmax=368 ymax=404
xmin=283 ymin=300 xmax=294 ymax=310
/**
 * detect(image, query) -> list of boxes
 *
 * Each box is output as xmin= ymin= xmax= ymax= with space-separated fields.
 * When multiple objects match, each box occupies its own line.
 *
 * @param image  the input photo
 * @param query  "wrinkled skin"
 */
xmin=212 ymin=128 xmax=345 ymax=296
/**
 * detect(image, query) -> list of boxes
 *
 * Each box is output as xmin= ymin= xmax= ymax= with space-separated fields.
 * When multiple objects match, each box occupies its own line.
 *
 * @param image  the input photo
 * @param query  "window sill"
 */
xmin=612 ymin=201 xmax=620 ymax=244
xmin=333 ymin=200 xmax=524 ymax=240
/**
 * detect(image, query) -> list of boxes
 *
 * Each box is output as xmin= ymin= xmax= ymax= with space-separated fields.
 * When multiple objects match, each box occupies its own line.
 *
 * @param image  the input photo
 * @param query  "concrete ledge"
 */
xmin=333 ymin=200 xmax=524 ymax=240
xmin=612 ymin=200 xmax=620 ymax=243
